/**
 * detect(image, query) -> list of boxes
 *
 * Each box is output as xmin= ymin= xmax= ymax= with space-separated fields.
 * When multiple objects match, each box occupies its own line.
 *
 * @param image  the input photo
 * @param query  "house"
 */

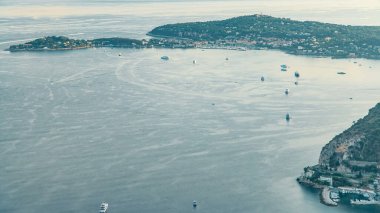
xmin=319 ymin=176 xmax=333 ymax=186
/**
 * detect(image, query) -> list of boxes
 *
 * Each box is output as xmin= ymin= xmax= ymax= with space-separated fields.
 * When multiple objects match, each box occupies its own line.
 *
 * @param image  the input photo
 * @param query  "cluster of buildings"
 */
xmin=299 ymin=166 xmax=380 ymax=206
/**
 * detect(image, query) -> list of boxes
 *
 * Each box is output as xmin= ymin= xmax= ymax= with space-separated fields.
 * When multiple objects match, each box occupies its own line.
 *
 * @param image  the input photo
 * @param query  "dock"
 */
xmin=320 ymin=187 xmax=338 ymax=206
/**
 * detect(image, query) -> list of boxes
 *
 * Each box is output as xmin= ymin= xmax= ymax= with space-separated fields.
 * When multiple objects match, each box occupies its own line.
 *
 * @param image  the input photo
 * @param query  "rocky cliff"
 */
xmin=319 ymin=103 xmax=380 ymax=171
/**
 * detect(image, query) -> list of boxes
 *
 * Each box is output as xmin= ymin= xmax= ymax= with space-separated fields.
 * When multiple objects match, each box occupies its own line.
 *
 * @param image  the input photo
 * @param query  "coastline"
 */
xmin=320 ymin=187 xmax=338 ymax=206
xmin=7 ymin=36 xmax=380 ymax=61
xmin=6 ymin=14 xmax=380 ymax=60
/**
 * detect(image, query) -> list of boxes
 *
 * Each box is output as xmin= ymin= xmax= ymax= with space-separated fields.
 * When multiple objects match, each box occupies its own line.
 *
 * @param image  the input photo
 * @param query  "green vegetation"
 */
xmin=149 ymin=14 xmax=380 ymax=59
xmin=299 ymin=103 xmax=380 ymax=203
xmin=8 ymin=36 xmax=90 ymax=51
xmin=92 ymin=38 xmax=143 ymax=48
xmin=330 ymin=103 xmax=380 ymax=164
xmin=7 ymin=15 xmax=380 ymax=60
xmin=7 ymin=36 xmax=195 ymax=52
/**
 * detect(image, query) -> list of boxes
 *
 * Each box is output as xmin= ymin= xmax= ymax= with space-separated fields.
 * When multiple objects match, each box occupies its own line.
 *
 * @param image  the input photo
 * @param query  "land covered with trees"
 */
xmin=7 ymin=15 xmax=380 ymax=60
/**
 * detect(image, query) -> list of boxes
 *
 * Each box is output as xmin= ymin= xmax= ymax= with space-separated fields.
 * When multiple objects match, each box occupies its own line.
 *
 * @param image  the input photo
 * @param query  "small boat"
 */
xmin=99 ymin=202 xmax=108 ymax=213
xmin=285 ymin=88 xmax=289 ymax=95
xmin=225 ymin=57 xmax=229 ymax=61
xmin=280 ymin=64 xmax=287 ymax=69
xmin=281 ymin=68 xmax=287 ymax=72
xmin=294 ymin=81 xmax=299 ymax=85
xmin=261 ymin=76 xmax=265 ymax=82
xmin=286 ymin=113 xmax=290 ymax=121
xmin=337 ymin=72 xmax=346 ymax=75
xmin=161 ymin=56 xmax=169 ymax=60
xmin=193 ymin=200 xmax=197 ymax=208
xmin=193 ymin=60 xmax=197 ymax=64
xmin=294 ymin=71 xmax=300 ymax=78
xmin=118 ymin=53 xmax=122 ymax=56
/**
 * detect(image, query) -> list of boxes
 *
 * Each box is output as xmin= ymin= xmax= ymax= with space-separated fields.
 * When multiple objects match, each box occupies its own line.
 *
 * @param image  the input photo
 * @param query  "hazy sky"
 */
xmin=1 ymin=0 xmax=380 ymax=26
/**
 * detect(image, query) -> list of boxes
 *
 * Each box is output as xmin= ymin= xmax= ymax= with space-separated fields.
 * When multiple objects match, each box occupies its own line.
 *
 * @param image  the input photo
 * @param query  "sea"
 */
xmin=1 ymin=0 xmax=380 ymax=212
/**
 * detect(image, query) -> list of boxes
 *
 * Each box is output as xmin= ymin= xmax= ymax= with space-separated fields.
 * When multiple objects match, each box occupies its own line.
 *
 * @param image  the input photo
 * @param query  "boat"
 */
xmin=337 ymin=72 xmax=346 ymax=75
xmin=99 ymin=202 xmax=108 ymax=213
xmin=225 ymin=57 xmax=229 ymax=61
xmin=261 ymin=76 xmax=265 ymax=81
xmin=161 ymin=56 xmax=169 ymax=60
xmin=285 ymin=88 xmax=289 ymax=95
xmin=193 ymin=60 xmax=197 ymax=64
xmin=294 ymin=81 xmax=299 ymax=85
xmin=294 ymin=71 xmax=300 ymax=78
xmin=281 ymin=68 xmax=287 ymax=72
xmin=286 ymin=113 xmax=290 ymax=121
xmin=350 ymin=199 xmax=380 ymax=205
xmin=193 ymin=200 xmax=197 ymax=208
xmin=280 ymin=64 xmax=287 ymax=69
xmin=118 ymin=53 xmax=121 ymax=56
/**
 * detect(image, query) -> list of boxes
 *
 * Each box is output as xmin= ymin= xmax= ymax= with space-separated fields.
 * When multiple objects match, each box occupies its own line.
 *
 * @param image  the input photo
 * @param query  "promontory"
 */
xmin=298 ymin=103 xmax=380 ymax=206
xmin=6 ymin=15 xmax=380 ymax=60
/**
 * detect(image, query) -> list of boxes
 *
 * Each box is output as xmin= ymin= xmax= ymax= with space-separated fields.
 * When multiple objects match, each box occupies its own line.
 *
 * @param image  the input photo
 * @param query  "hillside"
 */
xmin=149 ymin=14 xmax=380 ymax=59
xmin=319 ymin=103 xmax=380 ymax=171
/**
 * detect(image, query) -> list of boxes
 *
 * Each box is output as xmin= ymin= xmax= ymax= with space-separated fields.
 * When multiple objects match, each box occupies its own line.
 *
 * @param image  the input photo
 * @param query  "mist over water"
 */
xmin=1 ymin=1 xmax=380 ymax=213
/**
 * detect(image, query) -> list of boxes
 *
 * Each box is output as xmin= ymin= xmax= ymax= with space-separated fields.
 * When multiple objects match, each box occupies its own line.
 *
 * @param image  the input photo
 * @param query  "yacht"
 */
xmin=286 ymin=113 xmax=290 ymax=121
xmin=161 ymin=56 xmax=169 ymax=60
xmin=99 ymin=202 xmax=108 ymax=213
xmin=193 ymin=200 xmax=198 ymax=208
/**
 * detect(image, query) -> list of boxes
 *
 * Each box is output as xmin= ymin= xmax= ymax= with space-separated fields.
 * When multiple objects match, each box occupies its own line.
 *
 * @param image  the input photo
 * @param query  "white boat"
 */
xmin=350 ymin=199 xmax=380 ymax=205
xmin=193 ymin=200 xmax=197 ymax=208
xmin=99 ymin=202 xmax=108 ymax=213
xmin=193 ymin=60 xmax=197 ymax=64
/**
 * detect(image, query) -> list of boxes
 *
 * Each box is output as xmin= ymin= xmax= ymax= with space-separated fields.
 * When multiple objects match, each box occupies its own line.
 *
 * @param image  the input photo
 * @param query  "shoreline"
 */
xmin=6 ymin=41 xmax=380 ymax=61
xmin=320 ymin=187 xmax=338 ymax=206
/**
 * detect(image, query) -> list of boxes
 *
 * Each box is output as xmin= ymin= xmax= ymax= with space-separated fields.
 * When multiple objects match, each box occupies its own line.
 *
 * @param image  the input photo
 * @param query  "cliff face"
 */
xmin=319 ymin=103 xmax=380 ymax=169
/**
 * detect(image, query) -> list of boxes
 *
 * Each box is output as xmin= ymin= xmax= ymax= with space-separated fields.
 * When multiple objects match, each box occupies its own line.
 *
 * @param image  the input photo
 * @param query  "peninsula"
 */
xmin=6 ymin=14 xmax=380 ymax=60
xmin=298 ymin=103 xmax=380 ymax=206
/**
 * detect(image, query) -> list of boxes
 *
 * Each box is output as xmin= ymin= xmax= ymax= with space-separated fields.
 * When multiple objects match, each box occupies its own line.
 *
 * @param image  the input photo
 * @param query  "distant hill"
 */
xmin=7 ymin=15 xmax=380 ymax=59
xmin=149 ymin=14 xmax=380 ymax=59
xmin=319 ymin=103 xmax=380 ymax=171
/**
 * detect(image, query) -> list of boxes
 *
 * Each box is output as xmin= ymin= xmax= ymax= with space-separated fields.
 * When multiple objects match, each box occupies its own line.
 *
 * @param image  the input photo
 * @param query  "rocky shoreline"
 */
xmin=298 ymin=103 xmax=380 ymax=207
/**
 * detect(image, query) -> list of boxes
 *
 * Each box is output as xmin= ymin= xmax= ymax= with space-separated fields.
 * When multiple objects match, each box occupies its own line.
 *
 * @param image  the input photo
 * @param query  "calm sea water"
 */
xmin=1 ymin=1 xmax=380 ymax=212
